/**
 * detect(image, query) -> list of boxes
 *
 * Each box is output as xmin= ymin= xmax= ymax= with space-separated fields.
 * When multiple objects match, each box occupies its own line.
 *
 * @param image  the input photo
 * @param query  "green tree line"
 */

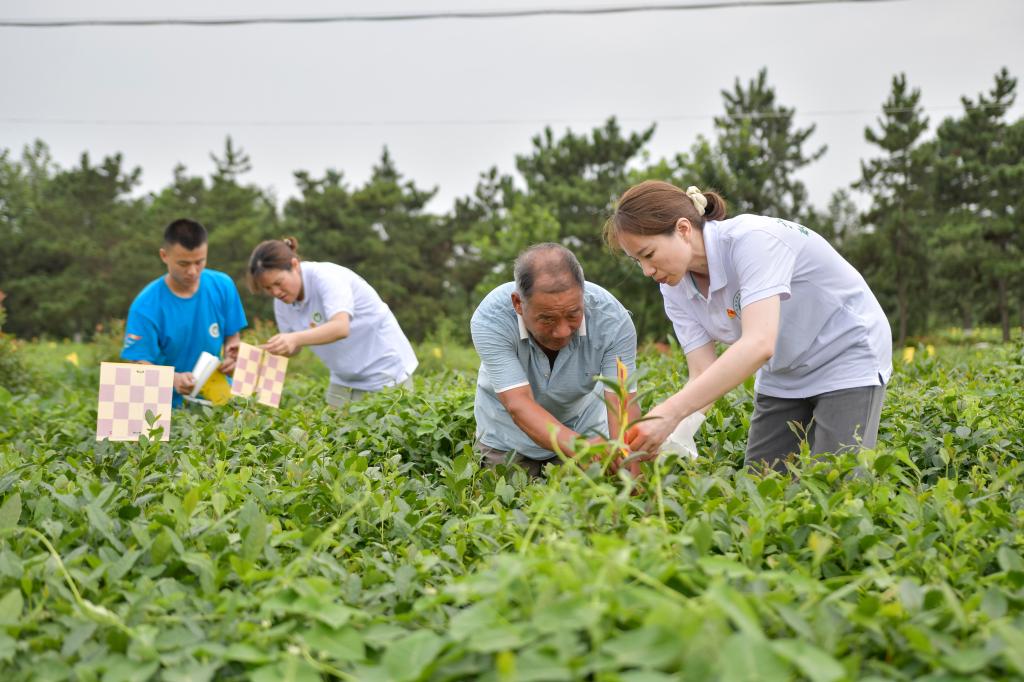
xmin=1 ymin=68 xmax=1021 ymax=345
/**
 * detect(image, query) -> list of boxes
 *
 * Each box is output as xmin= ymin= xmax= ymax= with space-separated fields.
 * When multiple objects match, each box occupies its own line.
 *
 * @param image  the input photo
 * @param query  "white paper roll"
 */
xmin=189 ymin=351 xmax=220 ymax=397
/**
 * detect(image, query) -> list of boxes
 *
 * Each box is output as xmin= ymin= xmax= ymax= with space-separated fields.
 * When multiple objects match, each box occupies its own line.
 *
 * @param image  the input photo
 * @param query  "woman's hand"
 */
xmin=263 ymin=333 xmax=300 ymax=357
xmin=625 ymin=402 xmax=684 ymax=458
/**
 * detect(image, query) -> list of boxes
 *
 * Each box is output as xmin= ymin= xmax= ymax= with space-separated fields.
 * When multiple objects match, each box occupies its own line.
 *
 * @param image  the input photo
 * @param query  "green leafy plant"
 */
xmin=1 ymin=341 xmax=1023 ymax=680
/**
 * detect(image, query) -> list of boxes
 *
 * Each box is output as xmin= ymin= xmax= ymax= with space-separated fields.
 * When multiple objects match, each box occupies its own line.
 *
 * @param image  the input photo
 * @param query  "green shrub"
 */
xmin=0 ymin=304 xmax=33 ymax=393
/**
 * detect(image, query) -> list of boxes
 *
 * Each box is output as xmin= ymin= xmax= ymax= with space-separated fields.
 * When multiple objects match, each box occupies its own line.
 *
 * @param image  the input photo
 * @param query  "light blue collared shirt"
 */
xmin=471 ymin=281 xmax=637 ymax=460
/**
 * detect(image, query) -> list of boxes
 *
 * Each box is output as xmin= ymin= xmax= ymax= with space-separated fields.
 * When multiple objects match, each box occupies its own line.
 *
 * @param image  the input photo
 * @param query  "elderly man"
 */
xmin=471 ymin=243 xmax=639 ymax=476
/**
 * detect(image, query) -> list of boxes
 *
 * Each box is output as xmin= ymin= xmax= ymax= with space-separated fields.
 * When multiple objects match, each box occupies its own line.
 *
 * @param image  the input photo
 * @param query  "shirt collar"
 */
xmin=516 ymin=313 xmax=588 ymax=340
xmin=686 ymin=221 xmax=727 ymax=300
xmin=290 ymin=263 xmax=312 ymax=309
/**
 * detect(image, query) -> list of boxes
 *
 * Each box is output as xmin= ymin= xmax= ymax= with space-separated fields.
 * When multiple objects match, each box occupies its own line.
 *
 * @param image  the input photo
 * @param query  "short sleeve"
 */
xmin=121 ymin=303 xmax=161 ymax=363
xmin=316 ymin=268 xmax=356 ymax=320
xmin=663 ymin=292 xmax=712 ymax=354
xmin=600 ymin=308 xmax=638 ymax=392
xmin=731 ymin=229 xmax=796 ymax=308
xmin=222 ymin=277 xmax=247 ymax=337
xmin=471 ymin=307 xmax=528 ymax=394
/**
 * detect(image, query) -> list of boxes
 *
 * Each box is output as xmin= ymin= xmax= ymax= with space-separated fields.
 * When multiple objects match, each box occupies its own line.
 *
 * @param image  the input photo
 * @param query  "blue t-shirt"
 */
xmin=121 ymin=269 xmax=247 ymax=405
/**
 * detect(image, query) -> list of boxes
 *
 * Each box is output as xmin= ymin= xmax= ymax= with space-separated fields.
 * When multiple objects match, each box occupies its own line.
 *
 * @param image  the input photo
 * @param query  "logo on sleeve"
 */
xmin=727 ymin=292 xmax=742 ymax=320
xmin=123 ymin=333 xmax=142 ymax=349
xmin=311 ymin=311 xmax=323 ymax=328
xmin=208 ymin=323 xmax=220 ymax=339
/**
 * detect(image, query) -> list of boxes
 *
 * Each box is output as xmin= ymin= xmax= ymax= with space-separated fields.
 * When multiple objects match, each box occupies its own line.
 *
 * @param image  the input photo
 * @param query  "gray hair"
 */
xmin=513 ymin=243 xmax=585 ymax=299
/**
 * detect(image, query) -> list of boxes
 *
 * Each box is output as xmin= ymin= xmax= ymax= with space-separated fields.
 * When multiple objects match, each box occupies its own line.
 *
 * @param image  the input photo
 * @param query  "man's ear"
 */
xmin=511 ymin=291 xmax=524 ymax=316
xmin=159 ymin=248 xmax=168 ymax=265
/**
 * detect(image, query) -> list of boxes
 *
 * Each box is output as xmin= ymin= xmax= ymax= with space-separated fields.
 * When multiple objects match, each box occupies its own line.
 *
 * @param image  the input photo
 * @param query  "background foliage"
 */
xmin=1 ymin=68 xmax=1022 ymax=346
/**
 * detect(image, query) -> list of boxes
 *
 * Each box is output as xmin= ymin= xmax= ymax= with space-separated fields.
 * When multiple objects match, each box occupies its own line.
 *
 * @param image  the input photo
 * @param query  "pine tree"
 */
xmin=856 ymin=73 xmax=932 ymax=345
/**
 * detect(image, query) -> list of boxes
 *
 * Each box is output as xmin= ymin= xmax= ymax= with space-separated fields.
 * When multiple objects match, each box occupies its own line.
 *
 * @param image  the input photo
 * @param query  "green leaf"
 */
xmin=698 ymin=557 xmax=752 ymax=577
xmin=0 ymin=589 xmax=24 ymax=626
xmin=105 ymin=549 xmax=142 ymax=582
xmin=465 ymin=624 xmax=529 ymax=653
xmin=99 ymin=656 xmax=159 ymax=682
xmin=941 ymin=648 xmax=994 ymax=674
xmin=381 ymin=630 xmax=445 ymax=682
xmin=993 ymin=621 xmax=1024 ymax=673
xmin=161 ymin=662 xmax=220 ymax=682
xmin=449 ymin=603 xmax=502 ymax=641
xmin=771 ymin=639 xmax=845 ymax=682
xmin=301 ymin=598 xmax=355 ymax=629
xmin=719 ymin=633 xmax=791 ymax=682
xmin=298 ymin=624 xmax=365 ymax=662
xmin=183 ymin=488 xmax=200 ymax=517
xmin=602 ymin=627 xmax=680 ymax=669
xmin=0 ymin=633 xmax=15 ymax=663
xmin=61 ymin=621 xmax=97 ymax=657
xmin=211 ymin=492 xmax=227 ymax=517
xmin=0 ymin=493 xmax=21 ymax=530
xmin=705 ymin=584 xmax=764 ymax=639
xmin=997 ymin=546 xmax=1024 ymax=572
xmin=251 ymin=656 xmax=320 ymax=682
xmin=225 ymin=642 xmax=276 ymax=664
xmin=241 ymin=514 xmax=267 ymax=563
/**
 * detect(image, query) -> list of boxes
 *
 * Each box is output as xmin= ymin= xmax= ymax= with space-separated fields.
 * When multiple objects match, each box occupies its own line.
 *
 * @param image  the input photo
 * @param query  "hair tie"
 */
xmin=685 ymin=186 xmax=707 ymax=216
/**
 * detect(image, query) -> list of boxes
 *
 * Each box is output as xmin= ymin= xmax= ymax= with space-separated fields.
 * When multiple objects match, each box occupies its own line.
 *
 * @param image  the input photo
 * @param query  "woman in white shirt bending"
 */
xmin=247 ymin=237 xmax=418 ymax=407
xmin=605 ymin=181 xmax=892 ymax=472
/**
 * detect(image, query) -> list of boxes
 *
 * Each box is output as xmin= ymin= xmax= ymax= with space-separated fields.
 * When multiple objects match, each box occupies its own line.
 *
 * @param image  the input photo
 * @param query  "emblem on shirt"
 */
xmin=775 ymin=218 xmax=810 ymax=236
xmin=728 ymin=292 xmax=742 ymax=320
xmin=311 ymin=311 xmax=323 ymax=328
xmin=123 ymin=333 xmax=142 ymax=349
xmin=208 ymin=323 xmax=220 ymax=339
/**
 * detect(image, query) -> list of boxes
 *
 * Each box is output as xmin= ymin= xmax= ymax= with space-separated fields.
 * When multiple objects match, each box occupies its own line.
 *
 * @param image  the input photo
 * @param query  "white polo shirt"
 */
xmin=273 ymin=262 xmax=418 ymax=391
xmin=662 ymin=215 xmax=892 ymax=399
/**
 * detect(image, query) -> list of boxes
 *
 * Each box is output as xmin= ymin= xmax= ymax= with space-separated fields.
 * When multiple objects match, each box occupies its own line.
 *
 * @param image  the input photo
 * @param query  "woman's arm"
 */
xmin=628 ymin=296 xmax=780 ymax=455
xmin=262 ymin=312 xmax=350 ymax=356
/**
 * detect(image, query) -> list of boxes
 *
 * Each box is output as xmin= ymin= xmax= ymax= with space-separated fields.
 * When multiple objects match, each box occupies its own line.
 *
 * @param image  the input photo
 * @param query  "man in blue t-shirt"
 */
xmin=121 ymin=218 xmax=248 ymax=406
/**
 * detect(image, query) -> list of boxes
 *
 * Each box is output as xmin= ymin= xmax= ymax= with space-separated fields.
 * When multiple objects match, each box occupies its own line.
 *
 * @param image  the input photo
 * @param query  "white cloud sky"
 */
xmin=2 ymin=0 xmax=1022 ymax=213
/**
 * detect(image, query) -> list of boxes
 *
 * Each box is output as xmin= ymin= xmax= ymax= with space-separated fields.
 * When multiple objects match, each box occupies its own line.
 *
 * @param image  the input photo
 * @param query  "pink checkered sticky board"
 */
xmin=230 ymin=342 xmax=288 ymax=408
xmin=96 ymin=362 xmax=174 ymax=441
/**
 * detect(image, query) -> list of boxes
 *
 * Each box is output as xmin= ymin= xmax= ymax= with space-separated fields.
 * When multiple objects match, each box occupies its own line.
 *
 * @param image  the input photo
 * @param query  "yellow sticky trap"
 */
xmin=200 ymin=371 xmax=232 ymax=406
xmin=926 ymin=344 xmax=936 ymax=358
xmin=65 ymin=352 xmax=79 ymax=367
xmin=902 ymin=346 xmax=916 ymax=364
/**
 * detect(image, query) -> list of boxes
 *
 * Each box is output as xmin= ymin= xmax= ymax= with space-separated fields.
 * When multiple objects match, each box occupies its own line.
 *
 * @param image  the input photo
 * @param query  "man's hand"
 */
xmin=263 ymin=333 xmax=300 ymax=357
xmin=174 ymin=372 xmax=197 ymax=396
xmin=219 ymin=340 xmax=240 ymax=374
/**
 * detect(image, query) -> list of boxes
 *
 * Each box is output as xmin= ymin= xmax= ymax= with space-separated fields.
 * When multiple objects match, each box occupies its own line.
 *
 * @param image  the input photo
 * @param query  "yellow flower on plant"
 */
xmin=64 ymin=352 xmax=79 ymax=367
xmin=902 ymin=346 xmax=916 ymax=364
xmin=432 ymin=346 xmax=443 ymax=359
xmin=926 ymin=344 xmax=935 ymax=357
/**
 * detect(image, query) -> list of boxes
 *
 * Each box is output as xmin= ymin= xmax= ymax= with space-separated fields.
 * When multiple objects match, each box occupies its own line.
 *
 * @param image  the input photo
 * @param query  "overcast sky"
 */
xmin=2 ymin=0 xmax=1022 ymax=215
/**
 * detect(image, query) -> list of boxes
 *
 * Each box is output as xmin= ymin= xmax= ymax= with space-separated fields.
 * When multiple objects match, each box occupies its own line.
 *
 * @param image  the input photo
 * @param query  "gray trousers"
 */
xmin=325 ymin=377 xmax=414 ymax=408
xmin=746 ymin=384 xmax=886 ymax=473
xmin=475 ymin=441 xmax=563 ymax=479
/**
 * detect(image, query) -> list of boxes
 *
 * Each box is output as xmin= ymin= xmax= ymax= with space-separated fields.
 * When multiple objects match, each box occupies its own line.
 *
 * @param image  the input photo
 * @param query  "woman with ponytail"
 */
xmin=247 ymin=238 xmax=417 ymax=406
xmin=605 ymin=181 xmax=891 ymax=472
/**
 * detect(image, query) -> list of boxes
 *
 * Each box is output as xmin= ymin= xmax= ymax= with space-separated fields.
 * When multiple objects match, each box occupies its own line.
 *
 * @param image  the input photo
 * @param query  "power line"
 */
xmin=0 ymin=0 xmax=906 ymax=28
xmin=0 ymin=103 xmax=1011 ymax=130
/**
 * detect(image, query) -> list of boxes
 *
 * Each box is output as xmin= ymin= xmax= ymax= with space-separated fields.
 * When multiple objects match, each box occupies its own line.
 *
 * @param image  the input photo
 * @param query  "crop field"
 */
xmin=1 ymin=342 xmax=1023 ymax=681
